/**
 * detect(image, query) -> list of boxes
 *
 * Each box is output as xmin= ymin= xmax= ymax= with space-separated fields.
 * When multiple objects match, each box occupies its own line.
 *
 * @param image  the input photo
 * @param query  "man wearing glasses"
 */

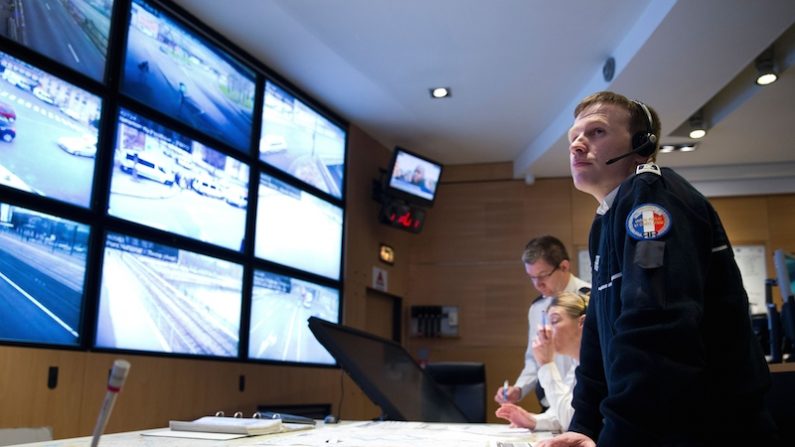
xmin=494 ymin=235 xmax=590 ymax=407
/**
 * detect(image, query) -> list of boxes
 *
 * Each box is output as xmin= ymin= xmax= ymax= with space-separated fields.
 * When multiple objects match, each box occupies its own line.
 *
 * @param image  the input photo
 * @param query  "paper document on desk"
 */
xmin=169 ymin=416 xmax=283 ymax=435
xmin=249 ymin=420 xmax=551 ymax=447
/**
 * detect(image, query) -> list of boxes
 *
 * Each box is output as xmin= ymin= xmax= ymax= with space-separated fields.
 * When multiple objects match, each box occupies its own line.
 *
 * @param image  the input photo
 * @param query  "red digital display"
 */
xmin=380 ymin=201 xmax=425 ymax=233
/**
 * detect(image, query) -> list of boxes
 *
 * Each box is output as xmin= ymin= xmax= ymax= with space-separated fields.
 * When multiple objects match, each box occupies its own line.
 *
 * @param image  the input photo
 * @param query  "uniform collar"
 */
xmin=595 ymin=164 xmax=660 ymax=215
xmin=596 ymin=186 xmax=619 ymax=215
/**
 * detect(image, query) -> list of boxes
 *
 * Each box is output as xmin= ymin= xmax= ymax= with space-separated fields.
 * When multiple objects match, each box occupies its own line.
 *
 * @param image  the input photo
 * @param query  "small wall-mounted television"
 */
xmin=255 ymin=173 xmax=343 ymax=281
xmin=0 ymin=0 xmax=114 ymax=81
xmin=386 ymin=147 xmax=443 ymax=206
xmin=259 ymin=81 xmax=346 ymax=199
xmin=108 ymin=108 xmax=249 ymax=251
xmin=95 ymin=232 xmax=243 ymax=357
xmin=248 ymin=269 xmax=339 ymax=365
xmin=121 ymin=0 xmax=256 ymax=153
xmin=0 ymin=202 xmax=89 ymax=347
xmin=0 ymin=49 xmax=102 ymax=208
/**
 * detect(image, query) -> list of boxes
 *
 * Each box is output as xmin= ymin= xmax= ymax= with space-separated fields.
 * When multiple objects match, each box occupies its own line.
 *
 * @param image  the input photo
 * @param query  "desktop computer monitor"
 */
xmin=307 ymin=317 xmax=468 ymax=423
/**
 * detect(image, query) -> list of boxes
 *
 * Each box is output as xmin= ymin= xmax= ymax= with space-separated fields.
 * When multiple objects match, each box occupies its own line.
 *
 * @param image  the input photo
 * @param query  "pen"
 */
xmin=502 ymin=379 xmax=509 ymax=401
xmin=541 ymin=310 xmax=547 ymax=328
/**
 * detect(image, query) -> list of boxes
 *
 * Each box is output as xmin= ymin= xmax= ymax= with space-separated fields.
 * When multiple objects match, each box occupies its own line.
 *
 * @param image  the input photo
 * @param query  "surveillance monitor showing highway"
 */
xmin=0 ymin=203 xmax=89 ymax=347
xmin=260 ymin=81 xmax=346 ymax=199
xmin=255 ymin=173 xmax=343 ymax=281
xmin=121 ymin=0 xmax=255 ymax=153
xmin=108 ymin=108 xmax=249 ymax=251
xmin=248 ymin=269 xmax=339 ymax=365
xmin=0 ymin=50 xmax=101 ymax=207
xmin=0 ymin=0 xmax=114 ymax=81
xmin=95 ymin=232 xmax=243 ymax=357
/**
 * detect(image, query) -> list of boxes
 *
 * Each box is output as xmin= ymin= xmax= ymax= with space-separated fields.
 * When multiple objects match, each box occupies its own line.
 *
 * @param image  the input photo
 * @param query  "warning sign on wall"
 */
xmin=372 ymin=266 xmax=388 ymax=292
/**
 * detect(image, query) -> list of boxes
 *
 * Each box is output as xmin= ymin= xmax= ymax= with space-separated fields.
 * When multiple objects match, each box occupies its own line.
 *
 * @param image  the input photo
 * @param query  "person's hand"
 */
xmin=495 ymin=403 xmax=536 ymax=429
xmin=493 ymin=385 xmax=521 ymax=404
xmin=535 ymin=432 xmax=595 ymax=447
xmin=531 ymin=325 xmax=554 ymax=365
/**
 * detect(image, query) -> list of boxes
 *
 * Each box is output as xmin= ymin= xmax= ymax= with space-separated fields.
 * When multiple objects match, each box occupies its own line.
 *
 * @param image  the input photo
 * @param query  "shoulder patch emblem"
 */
xmin=626 ymin=203 xmax=671 ymax=240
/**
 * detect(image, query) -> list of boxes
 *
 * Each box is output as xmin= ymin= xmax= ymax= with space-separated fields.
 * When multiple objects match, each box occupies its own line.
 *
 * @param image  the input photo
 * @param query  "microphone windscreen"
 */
xmin=108 ymin=359 xmax=131 ymax=391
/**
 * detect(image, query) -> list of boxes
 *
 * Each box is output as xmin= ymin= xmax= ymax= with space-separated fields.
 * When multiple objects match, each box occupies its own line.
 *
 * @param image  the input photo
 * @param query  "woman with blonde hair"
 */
xmin=496 ymin=291 xmax=589 ymax=432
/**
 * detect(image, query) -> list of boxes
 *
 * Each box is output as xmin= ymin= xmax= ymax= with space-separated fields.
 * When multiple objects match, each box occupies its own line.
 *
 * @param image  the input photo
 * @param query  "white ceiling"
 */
xmin=171 ymin=0 xmax=795 ymax=196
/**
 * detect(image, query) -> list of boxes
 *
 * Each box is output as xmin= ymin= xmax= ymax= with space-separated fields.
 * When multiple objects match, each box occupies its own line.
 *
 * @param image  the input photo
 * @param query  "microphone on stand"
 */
xmin=90 ymin=359 xmax=131 ymax=447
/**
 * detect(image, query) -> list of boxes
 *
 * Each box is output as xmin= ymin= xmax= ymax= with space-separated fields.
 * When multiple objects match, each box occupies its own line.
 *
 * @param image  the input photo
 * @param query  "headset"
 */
xmin=606 ymin=99 xmax=658 ymax=165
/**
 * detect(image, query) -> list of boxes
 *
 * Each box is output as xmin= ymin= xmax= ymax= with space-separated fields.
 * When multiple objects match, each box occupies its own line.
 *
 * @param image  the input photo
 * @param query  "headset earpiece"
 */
xmin=631 ymin=100 xmax=657 ymax=157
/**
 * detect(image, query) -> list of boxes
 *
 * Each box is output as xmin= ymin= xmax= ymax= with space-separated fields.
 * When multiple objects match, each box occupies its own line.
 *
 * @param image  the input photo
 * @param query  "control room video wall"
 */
xmin=0 ymin=0 xmax=346 ymax=367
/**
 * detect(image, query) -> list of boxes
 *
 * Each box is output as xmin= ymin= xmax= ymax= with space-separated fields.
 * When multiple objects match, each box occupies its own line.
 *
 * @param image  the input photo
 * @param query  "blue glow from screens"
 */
xmin=388 ymin=149 xmax=442 ymax=202
xmin=0 ymin=0 xmax=114 ymax=81
xmin=255 ymin=173 xmax=343 ymax=280
xmin=0 ymin=203 xmax=88 ymax=346
xmin=248 ymin=269 xmax=338 ymax=364
xmin=774 ymin=249 xmax=795 ymax=301
xmin=96 ymin=232 xmax=243 ymax=357
xmin=260 ymin=81 xmax=346 ymax=199
xmin=122 ymin=0 xmax=255 ymax=153
xmin=108 ymin=108 xmax=249 ymax=251
xmin=0 ymin=50 xmax=101 ymax=207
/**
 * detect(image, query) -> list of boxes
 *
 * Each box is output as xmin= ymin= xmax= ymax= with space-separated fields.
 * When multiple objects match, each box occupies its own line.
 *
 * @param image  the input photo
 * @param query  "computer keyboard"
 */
xmin=256 ymin=411 xmax=317 ymax=425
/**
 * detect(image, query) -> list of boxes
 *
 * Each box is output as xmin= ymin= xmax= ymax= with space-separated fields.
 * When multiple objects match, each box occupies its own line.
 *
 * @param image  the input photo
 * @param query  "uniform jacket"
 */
xmin=569 ymin=165 xmax=777 ymax=446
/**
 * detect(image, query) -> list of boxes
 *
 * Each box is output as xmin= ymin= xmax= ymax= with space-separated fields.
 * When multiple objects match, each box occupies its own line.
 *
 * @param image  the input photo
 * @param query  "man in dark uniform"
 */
xmin=538 ymin=91 xmax=777 ymax=446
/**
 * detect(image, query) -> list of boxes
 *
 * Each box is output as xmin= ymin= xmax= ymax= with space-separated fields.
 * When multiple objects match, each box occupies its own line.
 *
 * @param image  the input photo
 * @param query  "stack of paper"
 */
xmin=169 ymin=416 xmax=283 ymax=435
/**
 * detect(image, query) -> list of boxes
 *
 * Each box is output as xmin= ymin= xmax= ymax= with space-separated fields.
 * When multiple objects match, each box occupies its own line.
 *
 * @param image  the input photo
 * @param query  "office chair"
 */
xmin=424 ymin=361 xmax=486 ymax=423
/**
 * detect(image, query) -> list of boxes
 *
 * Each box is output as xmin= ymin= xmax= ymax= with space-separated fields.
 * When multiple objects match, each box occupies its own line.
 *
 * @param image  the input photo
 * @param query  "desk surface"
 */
xmin=16 ymin=421 xmax=552 ymax=447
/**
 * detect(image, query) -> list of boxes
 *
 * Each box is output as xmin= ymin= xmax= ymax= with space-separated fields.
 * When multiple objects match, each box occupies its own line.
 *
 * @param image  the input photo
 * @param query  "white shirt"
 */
xmin=533 ymin=360 xmax=578 ymax=432
xmin=515 ymin=274 xmax=589 ymax=401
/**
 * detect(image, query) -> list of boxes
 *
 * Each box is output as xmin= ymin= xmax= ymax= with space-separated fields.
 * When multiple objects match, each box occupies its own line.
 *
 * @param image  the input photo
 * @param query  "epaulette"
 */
xmin=635 ymin=163 xmax=661 ymax=176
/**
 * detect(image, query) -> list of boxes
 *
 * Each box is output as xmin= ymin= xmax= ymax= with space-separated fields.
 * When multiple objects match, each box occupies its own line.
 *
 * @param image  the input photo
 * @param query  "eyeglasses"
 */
xmin=528 ymin=266 xmax=559 ymax=282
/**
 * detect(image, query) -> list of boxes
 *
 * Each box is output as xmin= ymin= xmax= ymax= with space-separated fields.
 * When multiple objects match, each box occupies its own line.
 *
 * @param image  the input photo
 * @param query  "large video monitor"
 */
xmin=386 ymin=147 xmax=443 ymax=206
xmin=774 ymin=249 xmax=795 ymax=302
xmin=108 ymin=108 xmax=249 ymax=251
xmin=259 ymin=81 xmax=346 ymax=199
xmin=308 ymin=317 xmax=469 ymax=422
xmin=95 ymin=232 xmax=243 ymax=357
xmin=0 ymin=202 xmax=89 ymax=347
xmin=0 ymin=50 xmax=102 ymax=208
xmin=255 ymin=173 xmax=343 ymax=280
xmin=121 ymin=0 xmax=256 ymax=153
xmin=0 ymin=0 xmax=114 ymax=81
xmin=248 ymin=269 xmax=339 ymax=365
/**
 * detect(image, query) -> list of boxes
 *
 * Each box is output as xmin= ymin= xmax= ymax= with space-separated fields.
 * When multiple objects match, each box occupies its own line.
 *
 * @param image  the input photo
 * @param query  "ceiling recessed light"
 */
xmin=660 ymin=145 xmax=676 ymax=153
xmin=658 ymin=143 xmax=699 ymax=154
xmin=430 ymin=87 xmax=451 ymax=99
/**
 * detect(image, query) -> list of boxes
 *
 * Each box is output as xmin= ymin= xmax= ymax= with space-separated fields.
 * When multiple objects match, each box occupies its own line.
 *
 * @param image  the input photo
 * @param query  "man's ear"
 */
xmin=559 ymin=259 xmax=571 ymax=273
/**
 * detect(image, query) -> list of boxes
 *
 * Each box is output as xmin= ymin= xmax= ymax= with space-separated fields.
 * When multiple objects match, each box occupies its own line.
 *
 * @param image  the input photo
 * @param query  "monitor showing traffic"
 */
xmin=248 ymin=269 xmax=339 ymax=365
xmin=0 ymin=0 xmax=114 ymax=81
xmin=0 ymin=50 xmax=101 ymax=208
xmin=259 ymin=81 xmax=346 ymax=199
xmin=121 ymin=0 xmax=256 ymax=153
xmin=255 ymin=173 xmax=343 ymax=280
xmin=95 ymin=232 xmax=243 ymax=357
xmin=0 ymin=203 xmax=89 ymax=347
xmin=108 ymin=108 xmax=249 ymax=251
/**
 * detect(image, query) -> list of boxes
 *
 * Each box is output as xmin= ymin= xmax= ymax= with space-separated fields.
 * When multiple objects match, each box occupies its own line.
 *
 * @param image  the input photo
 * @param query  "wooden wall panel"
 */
xmin=0 ymin=347 xmax=85 ymax=439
